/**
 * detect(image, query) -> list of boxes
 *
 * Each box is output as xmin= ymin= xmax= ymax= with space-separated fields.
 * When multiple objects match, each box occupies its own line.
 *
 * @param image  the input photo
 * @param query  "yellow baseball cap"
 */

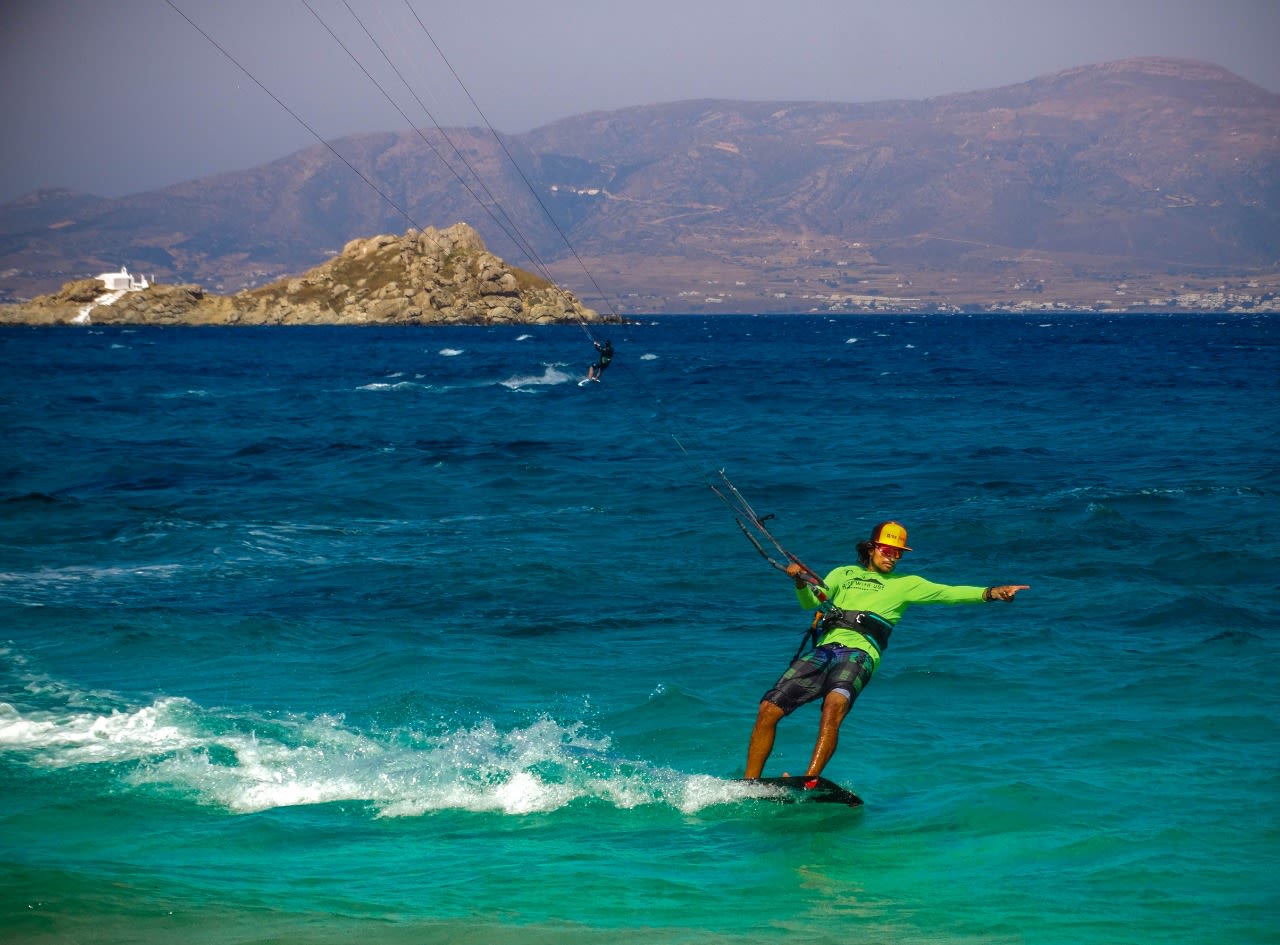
xmin=870 ymin=521 xmax=912 ymax=551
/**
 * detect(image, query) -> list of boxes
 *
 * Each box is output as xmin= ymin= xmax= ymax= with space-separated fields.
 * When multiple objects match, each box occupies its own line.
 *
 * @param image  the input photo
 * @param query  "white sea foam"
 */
xmin=0 ymin=697 xmax=204 ymax=765
xmin=0 ymin=563 xmax=184 ymax=592
xmin=0 ymin=678 xmax=754 ymax=817
xmin=356 ymin=381 xmax=426 ymax=392
xmin=438 ymin=348 xmax=465 ymax=357
xmin=500 ymin=364 xmax=573 ymax=390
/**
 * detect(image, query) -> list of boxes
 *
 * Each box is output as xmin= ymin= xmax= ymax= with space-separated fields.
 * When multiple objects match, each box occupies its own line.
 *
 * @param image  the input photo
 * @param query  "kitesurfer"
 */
xmin=586 ymin=339 xmax=613 ymax=381
xmin=744 ymin=521 xmax=1029 ymax=781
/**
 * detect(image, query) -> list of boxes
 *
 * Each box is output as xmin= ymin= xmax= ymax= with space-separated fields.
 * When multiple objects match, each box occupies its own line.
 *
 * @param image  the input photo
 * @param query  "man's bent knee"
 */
xmin=820 ymin=690 xmax=851 ymax=720
xmin=756 ymin=700 xmax=785 ymax=724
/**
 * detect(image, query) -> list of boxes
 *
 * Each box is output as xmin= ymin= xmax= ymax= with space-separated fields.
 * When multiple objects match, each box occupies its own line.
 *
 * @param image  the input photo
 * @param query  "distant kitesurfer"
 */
xmin=586 ymin=339 xmax=613 ymax=381
xmin=744 ymin=521 xmax=1029 ymax=782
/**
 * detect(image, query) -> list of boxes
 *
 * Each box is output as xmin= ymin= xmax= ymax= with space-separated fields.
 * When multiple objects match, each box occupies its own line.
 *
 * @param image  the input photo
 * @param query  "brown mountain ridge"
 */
xmin=2 ymin=56 xmax=1277 ymax=314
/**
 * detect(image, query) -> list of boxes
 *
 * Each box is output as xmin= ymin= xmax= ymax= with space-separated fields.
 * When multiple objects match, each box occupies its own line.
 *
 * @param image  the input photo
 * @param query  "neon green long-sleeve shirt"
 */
xmin=796 ymin=565 xmax=987 ymax=662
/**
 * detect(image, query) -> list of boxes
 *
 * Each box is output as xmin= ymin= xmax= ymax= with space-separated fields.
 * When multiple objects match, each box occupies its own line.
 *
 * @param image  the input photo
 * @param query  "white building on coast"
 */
xmin=73 ymin=266 xmax=152 ymax=324
xmin=95 ymin=267 xmax=149 ymax=292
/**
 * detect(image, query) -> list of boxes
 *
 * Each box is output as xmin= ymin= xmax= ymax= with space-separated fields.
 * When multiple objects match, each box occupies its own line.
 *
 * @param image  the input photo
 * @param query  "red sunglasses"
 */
xmin=873 ymin=543 xmax=904 ymax=559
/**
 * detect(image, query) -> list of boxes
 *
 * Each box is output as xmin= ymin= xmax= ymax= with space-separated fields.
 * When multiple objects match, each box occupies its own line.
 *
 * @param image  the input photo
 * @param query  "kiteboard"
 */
xmin=578 ymin=376 xmax=600 ymax=387
xmin=746 ymin=776 xmax=864 ymax=808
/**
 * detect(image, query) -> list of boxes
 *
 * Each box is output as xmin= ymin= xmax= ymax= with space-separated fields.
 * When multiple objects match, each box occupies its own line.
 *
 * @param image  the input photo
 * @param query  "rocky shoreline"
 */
xmin=0 ymin=224 xmax=608 ymax=327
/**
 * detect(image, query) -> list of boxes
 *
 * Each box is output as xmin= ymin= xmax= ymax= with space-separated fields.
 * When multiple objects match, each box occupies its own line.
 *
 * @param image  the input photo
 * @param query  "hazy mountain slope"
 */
xmin=3 ymin=57 xmax=1277 ymax=312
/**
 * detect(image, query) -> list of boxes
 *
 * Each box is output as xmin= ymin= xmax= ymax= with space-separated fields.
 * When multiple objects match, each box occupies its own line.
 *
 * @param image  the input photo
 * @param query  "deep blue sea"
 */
xmin=2 ymin=314 xmax=1277 ymax=944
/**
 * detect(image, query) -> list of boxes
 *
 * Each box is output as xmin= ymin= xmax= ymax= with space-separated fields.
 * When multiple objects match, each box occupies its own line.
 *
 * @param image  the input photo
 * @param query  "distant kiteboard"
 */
xmin=578 ymin=377 xmax=601 ymax=387
xmin=747 ymin=776 xmax=864 ymax=808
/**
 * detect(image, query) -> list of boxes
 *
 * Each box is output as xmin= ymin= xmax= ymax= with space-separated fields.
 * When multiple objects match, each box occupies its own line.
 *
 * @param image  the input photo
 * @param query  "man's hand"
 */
xmin=986 ymin=584 xmax=1030 ymax=602
xmin=785 ymin=563 xmax=810 ymax=589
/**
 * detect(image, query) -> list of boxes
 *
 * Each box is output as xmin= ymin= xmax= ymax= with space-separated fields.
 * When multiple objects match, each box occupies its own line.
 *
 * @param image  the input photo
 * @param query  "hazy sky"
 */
xmin=2 ymin=0 xmax=1278 ymax=202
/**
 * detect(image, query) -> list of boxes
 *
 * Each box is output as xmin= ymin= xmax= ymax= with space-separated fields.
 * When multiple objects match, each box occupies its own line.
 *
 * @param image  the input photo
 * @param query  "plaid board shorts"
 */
xmin=761 ymin=644 xmax=876 ymax=715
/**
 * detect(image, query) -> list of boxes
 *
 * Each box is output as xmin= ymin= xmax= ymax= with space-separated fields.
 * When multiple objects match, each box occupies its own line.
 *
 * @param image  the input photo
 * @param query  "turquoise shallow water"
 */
xmin=1 ymin=314 xmax=1277 ymax=944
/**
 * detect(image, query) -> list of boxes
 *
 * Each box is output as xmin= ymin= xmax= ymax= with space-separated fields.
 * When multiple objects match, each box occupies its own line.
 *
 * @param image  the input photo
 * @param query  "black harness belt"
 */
xmin=818 ymin=609 xmax=894 ymax=653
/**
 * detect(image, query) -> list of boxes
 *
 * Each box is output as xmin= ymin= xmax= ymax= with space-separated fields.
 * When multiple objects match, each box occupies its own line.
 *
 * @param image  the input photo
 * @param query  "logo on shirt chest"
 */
xmin=842 ymin=576 xmax=884 ymax=593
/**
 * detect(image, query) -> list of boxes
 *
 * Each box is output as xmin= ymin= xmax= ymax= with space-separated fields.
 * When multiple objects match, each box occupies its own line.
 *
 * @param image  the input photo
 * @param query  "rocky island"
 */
xmin=0 ymin=223 xmax=608 ymax=327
